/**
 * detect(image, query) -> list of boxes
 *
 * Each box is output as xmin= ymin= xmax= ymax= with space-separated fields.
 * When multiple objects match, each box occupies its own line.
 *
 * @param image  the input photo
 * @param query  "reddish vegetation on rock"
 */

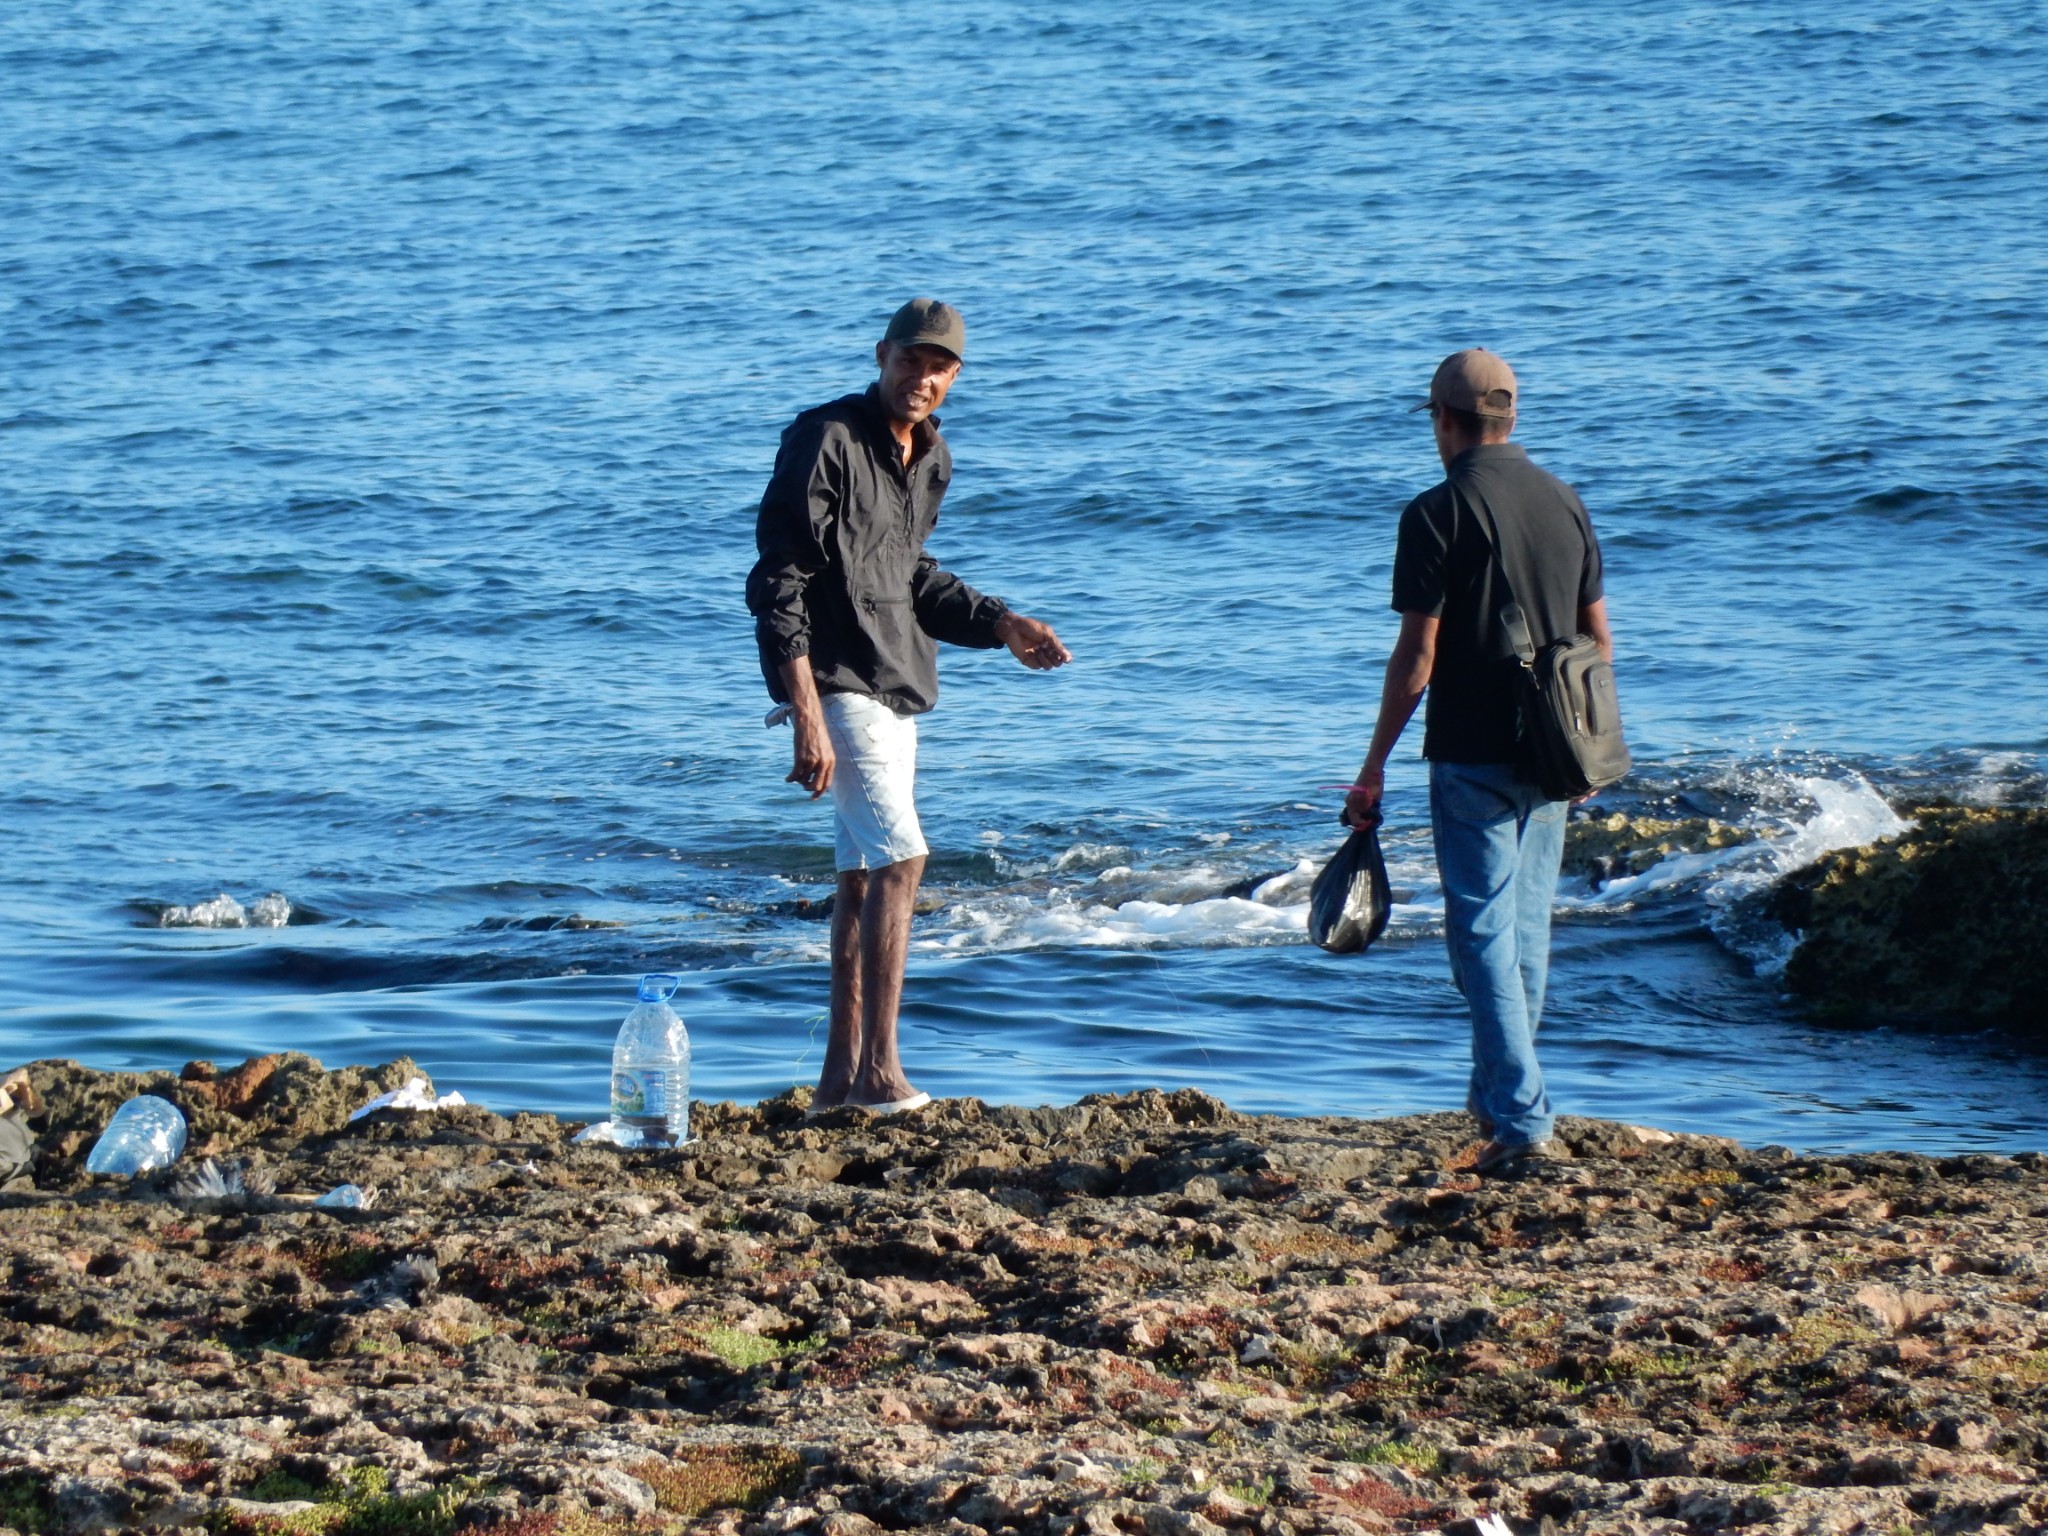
xmin=3 ymin=1059 xmax=2047 ymax=1536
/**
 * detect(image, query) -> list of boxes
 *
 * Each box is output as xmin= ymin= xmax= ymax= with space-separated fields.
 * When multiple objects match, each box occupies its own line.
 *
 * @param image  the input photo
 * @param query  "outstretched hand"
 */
xmin=994 ymin=612 xmax=1071 ymax=671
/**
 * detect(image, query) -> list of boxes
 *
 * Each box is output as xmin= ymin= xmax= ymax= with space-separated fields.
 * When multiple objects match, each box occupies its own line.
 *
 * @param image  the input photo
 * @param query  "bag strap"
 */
xmin=1458 ymin=480 xmax=1538 ymax=666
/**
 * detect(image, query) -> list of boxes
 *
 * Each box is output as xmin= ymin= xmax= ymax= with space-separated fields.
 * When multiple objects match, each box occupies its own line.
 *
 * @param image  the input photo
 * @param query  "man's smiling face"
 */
xmin=874 ymin=340 xmax=960 ymax=427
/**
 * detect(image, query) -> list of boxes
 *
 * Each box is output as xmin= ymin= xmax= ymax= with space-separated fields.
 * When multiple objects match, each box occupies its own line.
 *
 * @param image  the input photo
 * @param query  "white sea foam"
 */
xmin=158 ymin=891 xmax=292 ymax=928
xmin=248 ymin=893 xmax=292 ymax=927
xmin=1698 ymin=771 xmax=1914 ymax=974
xmin=921 ymin=892 xmax=1309 ymax=954
xmin=908 ymin=770 xmax=1909 ymax=962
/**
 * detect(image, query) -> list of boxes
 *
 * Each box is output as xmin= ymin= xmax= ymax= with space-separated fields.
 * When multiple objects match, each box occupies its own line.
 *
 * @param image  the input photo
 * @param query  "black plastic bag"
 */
xmin=1309 ymin=818 xmax=1392 ymax=954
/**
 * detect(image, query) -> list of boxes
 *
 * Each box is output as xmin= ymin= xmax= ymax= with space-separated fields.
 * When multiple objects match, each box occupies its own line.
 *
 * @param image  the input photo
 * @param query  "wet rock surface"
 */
xmin=1774 ymin=805 xmax=2048 ymax=1035
xmin=1561 ymin=813 xmax=1757 ymax=887
xmin=3 ymin=1060 xmax=2047 ymax=1535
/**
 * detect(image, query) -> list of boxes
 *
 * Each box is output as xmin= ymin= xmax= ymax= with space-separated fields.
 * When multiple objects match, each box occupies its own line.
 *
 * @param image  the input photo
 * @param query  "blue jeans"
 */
xmin=1429 ymin=759 xmax=1568 ymax=1147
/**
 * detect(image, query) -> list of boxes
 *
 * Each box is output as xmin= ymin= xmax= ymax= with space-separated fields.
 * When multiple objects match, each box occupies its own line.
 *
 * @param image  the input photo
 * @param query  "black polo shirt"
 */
xmin=1390 ymin=443 xmax=1604 ymax=764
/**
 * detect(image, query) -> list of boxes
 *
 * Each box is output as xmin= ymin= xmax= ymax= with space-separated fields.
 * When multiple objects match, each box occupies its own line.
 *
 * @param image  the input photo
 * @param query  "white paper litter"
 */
xmin=571 ymin=1119 xmax=695 ymax=1148
xmin=347 ymin=1076 xmax=470 ymax=1122
xmin=572 ymin=1118 xmax=642 ymax=1146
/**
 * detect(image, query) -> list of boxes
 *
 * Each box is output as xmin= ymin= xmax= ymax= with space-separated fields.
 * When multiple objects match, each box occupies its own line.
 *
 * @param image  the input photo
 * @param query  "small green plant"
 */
xmin=340 ymin=1467 xmax=391 ymax=1500
xmin=1785 ymin=1313 xmax=1874 ymax=1364
xmin=1587 ymin=1348 xmax=1697 ymax=1385
xmin=1202 ymin=1375 xmax=1260 ymax=1399
xmin=516 ymin=1302 xmax=573 ymax=1337
xmin=210 ymin=1467 xmax=477 ymax=1536
xmin=1 ymin=1471 xmax=55 ymax=1535
xmin=1225 ymin=1477 xmax=1275 ymax=1506
xmin=1339 ymin=1437 xmax=1443 ymax=1474
xmin=1119 ymin=1458 xmax=1167 ymax=1489
xmin=240 ymin=1470 xmax=323 ymax=1504
xmin=631 ymin=1445 xmax=802 ymax=1516
xmin=325 ymin=1479 xmax=468 ymax=1536
xmin=697 ymin=1327 xmax=820 ymax=1370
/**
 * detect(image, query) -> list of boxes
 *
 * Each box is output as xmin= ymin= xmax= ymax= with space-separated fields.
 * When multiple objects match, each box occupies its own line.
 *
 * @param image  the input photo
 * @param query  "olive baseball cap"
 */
xmin=1412 ymin=348 xmax=1517 ymax=418
xmin=883 ymin=297 xmax=965 ymax=361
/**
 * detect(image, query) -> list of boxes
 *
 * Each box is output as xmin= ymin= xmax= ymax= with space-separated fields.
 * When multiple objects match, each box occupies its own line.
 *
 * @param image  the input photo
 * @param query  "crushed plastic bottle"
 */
xmin=315 ymin=1183 xmax=371 ymax=1209
xmin=84 ymin=1095 xmax=188 ymax=1176
xmin=609 ymin=974 xmax=691 ymax=1147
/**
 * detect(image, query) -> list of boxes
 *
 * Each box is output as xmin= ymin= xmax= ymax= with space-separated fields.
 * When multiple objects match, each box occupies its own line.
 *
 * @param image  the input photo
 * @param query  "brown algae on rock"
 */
xmin=4 ymin=1059 xmax=2048 ymax=1534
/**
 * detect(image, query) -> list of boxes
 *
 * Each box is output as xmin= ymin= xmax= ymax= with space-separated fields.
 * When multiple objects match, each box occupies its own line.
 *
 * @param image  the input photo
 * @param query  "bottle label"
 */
xmin=611 ymin=1070 xmax=666 ymax=1119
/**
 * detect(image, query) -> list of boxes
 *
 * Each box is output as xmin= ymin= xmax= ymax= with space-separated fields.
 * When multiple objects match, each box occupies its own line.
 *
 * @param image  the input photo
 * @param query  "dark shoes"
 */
xmin=1474 ymin=1137 xmax=1565 ymax=1175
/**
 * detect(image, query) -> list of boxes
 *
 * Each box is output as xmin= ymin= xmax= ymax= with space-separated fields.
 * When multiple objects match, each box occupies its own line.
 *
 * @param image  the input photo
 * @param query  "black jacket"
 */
xmin=746 ymin=386 xmax=1008 ymax=716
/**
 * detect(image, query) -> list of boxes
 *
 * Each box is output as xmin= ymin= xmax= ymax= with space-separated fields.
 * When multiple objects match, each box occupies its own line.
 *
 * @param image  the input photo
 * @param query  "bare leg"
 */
xmin=848 ymin=854 xmax=926 ymax=1105
xmin=814 ymin=869 xmax=868 ymax=1108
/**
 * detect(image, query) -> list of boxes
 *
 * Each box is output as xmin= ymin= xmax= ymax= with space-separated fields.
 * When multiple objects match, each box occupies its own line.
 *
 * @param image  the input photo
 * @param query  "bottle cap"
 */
xmin=637 ymin=974 xmax=680 ymax=1003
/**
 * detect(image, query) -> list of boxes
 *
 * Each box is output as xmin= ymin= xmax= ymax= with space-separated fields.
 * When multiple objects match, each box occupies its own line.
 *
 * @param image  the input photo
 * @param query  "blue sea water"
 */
xmin=4 ymin=1 xmax=2047 ymax=1152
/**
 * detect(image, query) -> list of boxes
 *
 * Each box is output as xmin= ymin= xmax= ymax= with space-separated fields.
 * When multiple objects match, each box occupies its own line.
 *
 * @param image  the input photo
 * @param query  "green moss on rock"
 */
xmin=1562 ymin=811 xmax=1756 ymax=883
xmin=1773 ymin=804 xmax=2048 ymax=1033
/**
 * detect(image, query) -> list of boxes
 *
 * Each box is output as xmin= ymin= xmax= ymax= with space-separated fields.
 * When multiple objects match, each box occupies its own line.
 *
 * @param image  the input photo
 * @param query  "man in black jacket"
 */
xmin=1343 ymin=349 xmax=1613 ymax=1175
xmin=747 ymin=298 xmax=1069 ymax=1113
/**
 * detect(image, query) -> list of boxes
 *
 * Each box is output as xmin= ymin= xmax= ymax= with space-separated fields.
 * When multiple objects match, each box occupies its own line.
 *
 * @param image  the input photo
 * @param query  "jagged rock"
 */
xmin=4 ymin=1061 xmax=2048 ymax=1535
xmin=1773 ymin=804 xmax=2048 ymax=1032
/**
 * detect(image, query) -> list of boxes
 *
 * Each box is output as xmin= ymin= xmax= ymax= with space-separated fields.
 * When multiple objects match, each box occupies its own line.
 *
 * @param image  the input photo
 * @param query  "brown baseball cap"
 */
xmin=883 ymin=297 xmax=966 ymax=361
xmin=1412 ymin=348 xmax=1517 ymax=418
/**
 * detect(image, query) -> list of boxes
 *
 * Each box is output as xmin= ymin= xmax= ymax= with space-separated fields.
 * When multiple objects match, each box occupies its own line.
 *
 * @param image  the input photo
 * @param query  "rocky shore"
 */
xmin=1770 ymin=806 xmax=2048 ymax=1036
xmin=4 ymin=1058 xmax=2047 ymax=1536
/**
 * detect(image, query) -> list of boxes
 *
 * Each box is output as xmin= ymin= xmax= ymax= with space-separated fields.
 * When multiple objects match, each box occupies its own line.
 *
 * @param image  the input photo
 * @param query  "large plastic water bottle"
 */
xmin=610 ymin=974 xmax=691 ymax=1146
xmin=85 ymin=1095 xmax=188 ymax=1176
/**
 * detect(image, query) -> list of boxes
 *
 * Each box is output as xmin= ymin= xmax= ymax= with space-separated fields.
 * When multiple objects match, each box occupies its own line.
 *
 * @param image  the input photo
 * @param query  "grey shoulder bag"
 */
xmin=1463 ymin=487 xmax=1631 ymax=800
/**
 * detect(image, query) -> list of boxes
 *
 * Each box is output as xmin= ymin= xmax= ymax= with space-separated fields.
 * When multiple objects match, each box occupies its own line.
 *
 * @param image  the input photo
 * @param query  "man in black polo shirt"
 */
xmin=747 ymin=298 xmax=1070 ymax=1115
xmin=1343 ymin=349 xmax=1613 ymax=1174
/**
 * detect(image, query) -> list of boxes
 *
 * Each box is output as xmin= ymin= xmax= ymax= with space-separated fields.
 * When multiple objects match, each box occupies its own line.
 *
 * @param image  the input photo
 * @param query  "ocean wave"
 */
xmin=896 ymin=764 xmax=1922 ymax=963
xmin=149 ymin=891 xmax=294 ymax=929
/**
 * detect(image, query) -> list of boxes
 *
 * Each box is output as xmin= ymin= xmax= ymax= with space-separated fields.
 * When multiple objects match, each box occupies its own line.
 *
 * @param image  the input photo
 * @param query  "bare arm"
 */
xmin=1578 ymin=598 xmax=1613 ymax=663
xmin=777 ymin=657 xmax=834 ymax=799
xmin=1343 ymin=611 xmax=1438 ymax=827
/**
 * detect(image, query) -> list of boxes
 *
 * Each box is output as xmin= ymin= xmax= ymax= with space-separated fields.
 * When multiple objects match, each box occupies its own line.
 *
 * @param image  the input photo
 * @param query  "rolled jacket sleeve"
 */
xmin=745 ymin=418 xmax=841 ymax=671
xmin=910 ymin=552 xmax=1008 ymax=649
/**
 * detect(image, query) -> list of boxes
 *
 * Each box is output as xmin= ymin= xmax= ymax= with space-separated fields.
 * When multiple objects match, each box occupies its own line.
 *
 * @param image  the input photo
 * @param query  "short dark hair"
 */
xmin=1434 ymin=403 xmax=1514 ymax=439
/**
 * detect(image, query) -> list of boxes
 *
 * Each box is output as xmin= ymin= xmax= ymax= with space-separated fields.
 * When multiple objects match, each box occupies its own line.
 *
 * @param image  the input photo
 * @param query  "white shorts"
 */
xmin=823 ymin=692 xmax=928 ymax=873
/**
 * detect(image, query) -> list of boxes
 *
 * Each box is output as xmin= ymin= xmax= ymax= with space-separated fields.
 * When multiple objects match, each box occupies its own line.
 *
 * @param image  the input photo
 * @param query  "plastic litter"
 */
xmin=1308 ymin=816 xmax=1393 ymax=954
xmin=572 ymin=1117 xmax=695 ymax=1150
xmin=572 ymin=1118 xmax=643 ymax=1147
xmin=354 ymin=1254 xmax=436 ymax=1311
xmin=315 ymin=1183 xmax=371 ymax=1209
xmin=347 ymin=1076 xmax=470 ymax=1122
xmin=168 ymin=1157 xmax=274 ymax=1201
xmin=84 ymin=1094 xmax=188 ymax=1176
xmin=608 ymin=974 xmax=692 ymax=1147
